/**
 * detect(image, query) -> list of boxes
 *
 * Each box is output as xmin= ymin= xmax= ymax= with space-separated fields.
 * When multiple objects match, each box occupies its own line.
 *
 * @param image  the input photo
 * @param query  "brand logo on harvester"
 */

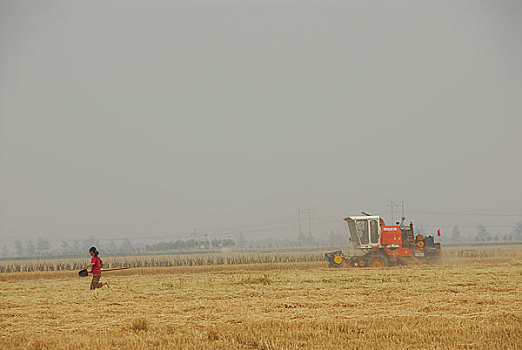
xmin=382 ymin=227 xmax=397 ymax=231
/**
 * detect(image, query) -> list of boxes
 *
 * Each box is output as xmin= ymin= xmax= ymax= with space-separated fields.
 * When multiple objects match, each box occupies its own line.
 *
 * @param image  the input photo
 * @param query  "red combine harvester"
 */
xmin=325 ymin=212 xmax=441 ymax=267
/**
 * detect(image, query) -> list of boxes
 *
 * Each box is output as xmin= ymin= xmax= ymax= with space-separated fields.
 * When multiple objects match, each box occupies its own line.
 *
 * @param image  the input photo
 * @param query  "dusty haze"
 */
xmin=1 ymin=0 xmax=521 ymax=243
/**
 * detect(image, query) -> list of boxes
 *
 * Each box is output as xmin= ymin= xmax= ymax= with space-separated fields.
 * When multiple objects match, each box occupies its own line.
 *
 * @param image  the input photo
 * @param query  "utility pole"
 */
xmin=389 ymin=200 xmax=406 ymax=224
xmin=308 ymin=208 xmax=311 ymax=236
xmin=193 ymin=228 xmax=196 ymax=250
xmin=297 ymin=208 xmax=301 ymax=236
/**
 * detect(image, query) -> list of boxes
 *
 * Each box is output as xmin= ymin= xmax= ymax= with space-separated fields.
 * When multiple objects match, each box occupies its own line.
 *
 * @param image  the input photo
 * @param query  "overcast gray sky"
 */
xmin=1 ymin=0 xmax=521 ymax=242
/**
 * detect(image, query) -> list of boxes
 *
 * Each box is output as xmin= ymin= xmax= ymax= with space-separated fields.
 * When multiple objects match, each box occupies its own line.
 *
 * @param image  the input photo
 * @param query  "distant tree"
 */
xmin=132 ymin=242 xmax=145 ymax=253
xmin=106 ymin=240 xmax=117 ymax=253
xmin=211 ymin=238 xmax=222 ymax=248
xmin=60 ymin=240 xmax=69 ymax=255
xmin=281 ymin=238 xmax=294 ymax=248
xmin=120 ymin=238 xmax=134 ymax=252
xmin=297 ymin=233 xmax=307 ymax=246
xmin=26 ymin=241 xmax=36 ymax=256
xmin=14 ymin=240 xmax=25 ymax=257
xmin=503 ymin=233 xmax=513 ymax=241
xmin=36 ymin=237 xmax=51 ymax=256
xmin=476 ymin=224 xmax=490 ymax=242
xmin=222 ymin=238 xmax=235 ymax=247
xmin=72 ymin=240 xmax=82 ymax=255
xmin=451 ymin=226 xmax=462 ymax=242
xmin=237 ymin=233 xmax=247 ymax=248
xmin=307 ymin=233 xmax=318 ymax=246
xmin=328 ymin=231 xmax=346 ymax=246
xmin=82 ymin=235 xmax=98 ymax=251
xmin=0 ymin=245 xmax=8 ymax=257
xmin=512 ymin=222 xmax=522 ymax=241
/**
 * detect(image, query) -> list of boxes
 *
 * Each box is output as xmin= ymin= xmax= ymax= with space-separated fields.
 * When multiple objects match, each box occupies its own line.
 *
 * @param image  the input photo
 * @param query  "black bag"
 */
xmin=78 ymin=269 xmax=89 ymax=277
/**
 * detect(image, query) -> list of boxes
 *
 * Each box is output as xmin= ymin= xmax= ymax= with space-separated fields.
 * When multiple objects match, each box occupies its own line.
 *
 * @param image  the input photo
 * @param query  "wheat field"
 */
xmin=1 ymin=246 xmax=521 ymax=349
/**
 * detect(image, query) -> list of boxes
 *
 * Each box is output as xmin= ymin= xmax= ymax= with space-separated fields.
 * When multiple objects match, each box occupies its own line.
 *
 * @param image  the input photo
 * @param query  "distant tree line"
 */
xmin=444 ymin=222 xmax=522 ymax=242
xmin=2 ymin=233 xmax=324 ymax=258
xmin=145 ymin=238 xmax=235 ymax=252
xmin=1 ymin=221 xmax=521 ymax=258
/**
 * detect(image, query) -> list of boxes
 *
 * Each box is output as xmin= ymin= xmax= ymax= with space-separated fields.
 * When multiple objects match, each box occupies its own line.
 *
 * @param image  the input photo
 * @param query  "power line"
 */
xmin=407 ymin=211 xmax=522 ymax=217
xmin=416 ymin=224 xmax=515 ymax=228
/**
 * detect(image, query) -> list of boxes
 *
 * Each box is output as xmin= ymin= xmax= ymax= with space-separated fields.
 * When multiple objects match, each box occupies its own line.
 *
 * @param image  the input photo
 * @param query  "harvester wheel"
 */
xmin=333 ymin=255 xmax=343 ymax=266
xmin=369 ymin=256 xmax=387 ymax=268
xmin=417 ymin=241 xmax=425 ymax=248
xmin=358 ymin=260 xmax=366 ymax=268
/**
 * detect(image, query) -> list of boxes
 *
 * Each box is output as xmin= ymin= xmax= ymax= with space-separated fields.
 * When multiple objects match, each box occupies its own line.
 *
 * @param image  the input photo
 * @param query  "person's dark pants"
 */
xmin=90 ymin=274 xmax=103 ymax=289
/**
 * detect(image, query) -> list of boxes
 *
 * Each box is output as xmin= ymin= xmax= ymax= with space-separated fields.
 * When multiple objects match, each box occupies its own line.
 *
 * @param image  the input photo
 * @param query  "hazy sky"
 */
xmin=1 ymin=0 xmax=521 ymax=242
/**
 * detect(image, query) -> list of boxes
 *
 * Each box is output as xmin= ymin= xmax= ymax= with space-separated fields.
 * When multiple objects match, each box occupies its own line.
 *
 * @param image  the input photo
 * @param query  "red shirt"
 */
xmin=91 ymin=256 xmax=102 ymax=274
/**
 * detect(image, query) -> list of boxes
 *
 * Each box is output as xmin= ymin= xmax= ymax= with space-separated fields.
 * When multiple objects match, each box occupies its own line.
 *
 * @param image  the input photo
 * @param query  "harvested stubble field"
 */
xmin=1 ymin=246 xmax=521 ymax=349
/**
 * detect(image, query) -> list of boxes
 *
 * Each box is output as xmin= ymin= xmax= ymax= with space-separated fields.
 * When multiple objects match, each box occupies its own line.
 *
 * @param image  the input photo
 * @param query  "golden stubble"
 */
xmin=1 ymin=246 xmax=521 ymax=349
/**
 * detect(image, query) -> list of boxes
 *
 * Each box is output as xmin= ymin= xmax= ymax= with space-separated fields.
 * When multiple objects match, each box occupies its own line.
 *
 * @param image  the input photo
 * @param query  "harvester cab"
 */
xmin=345 ymin=216 xmax=385 ymax=249
xmin=325 ymin=212 xmax=441 ymax=268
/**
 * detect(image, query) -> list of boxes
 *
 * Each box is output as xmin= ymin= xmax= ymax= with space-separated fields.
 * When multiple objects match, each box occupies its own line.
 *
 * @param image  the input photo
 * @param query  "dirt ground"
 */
xmin=1 ymin=250 xmax=521 ymax=349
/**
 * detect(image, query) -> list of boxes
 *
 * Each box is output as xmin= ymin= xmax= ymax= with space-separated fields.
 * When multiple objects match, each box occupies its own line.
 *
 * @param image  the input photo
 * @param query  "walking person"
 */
xmin=83 ymin=247 xmax=108 ymax=289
